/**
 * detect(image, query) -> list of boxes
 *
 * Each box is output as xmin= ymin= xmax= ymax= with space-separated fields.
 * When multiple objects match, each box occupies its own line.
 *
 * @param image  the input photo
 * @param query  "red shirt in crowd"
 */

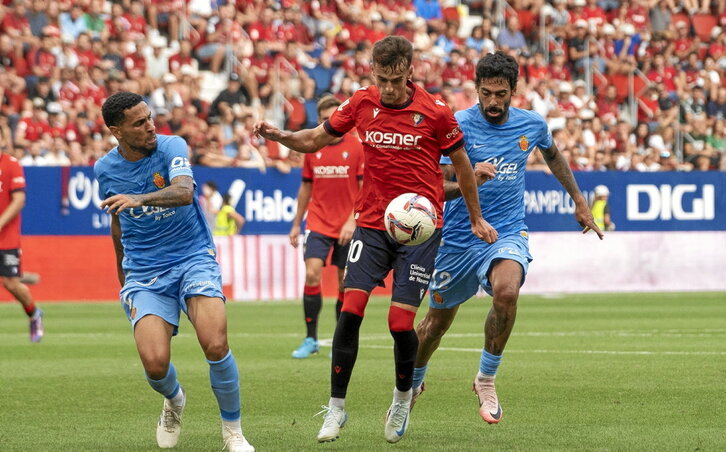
xmin=0 ymin=154 xmax=26 ymax=249
xmin=324 ymin=82 xmax=463 ymax=229
xmin=301 ymin=133 xmax=364 ymax=238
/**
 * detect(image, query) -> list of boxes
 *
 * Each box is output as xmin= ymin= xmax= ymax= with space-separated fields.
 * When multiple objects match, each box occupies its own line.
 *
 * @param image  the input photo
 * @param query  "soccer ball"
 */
xmin=384 ymin=193 xmax=437 ymax=246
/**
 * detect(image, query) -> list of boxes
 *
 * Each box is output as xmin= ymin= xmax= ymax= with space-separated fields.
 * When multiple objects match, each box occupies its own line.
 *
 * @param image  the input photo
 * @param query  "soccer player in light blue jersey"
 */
xmin=94 ymin=92 xmax=254 ymax=452
xmin=410 ymin=52 xmax=604 ymax=423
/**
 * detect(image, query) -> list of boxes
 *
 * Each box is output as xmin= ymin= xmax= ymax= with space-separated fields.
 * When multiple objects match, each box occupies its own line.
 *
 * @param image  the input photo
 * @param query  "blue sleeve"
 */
xmin=164 ymin=136 xmax=194 ymax=180
xmin=537 ymin=116 xmax=553 ymax=150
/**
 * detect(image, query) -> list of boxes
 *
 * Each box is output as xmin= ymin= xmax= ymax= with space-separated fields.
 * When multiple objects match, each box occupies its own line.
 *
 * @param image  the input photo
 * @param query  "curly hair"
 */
xmin=475 ymin=51 xmax=519 ymax=90
xmin=371 ymin=36 xmax=413 ymax=72
xmin=102 ymin=91 xmax=144 ymax=127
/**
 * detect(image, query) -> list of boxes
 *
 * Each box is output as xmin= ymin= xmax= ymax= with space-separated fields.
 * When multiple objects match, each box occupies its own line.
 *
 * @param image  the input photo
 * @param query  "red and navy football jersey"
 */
xmin=324 ymin=82 xmax=463 ymax=229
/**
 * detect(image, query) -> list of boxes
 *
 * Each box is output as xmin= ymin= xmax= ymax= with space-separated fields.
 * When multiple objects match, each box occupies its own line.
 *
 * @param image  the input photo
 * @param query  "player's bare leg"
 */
xmin=411 ymin=305 xmax=460 ymax=407
xmin=4 ymin=276 xmax=43 ymax=342
xmin=187 ymin=296 xmax=254 ymax=452
xmin=474 ymin=259 xmax=523 ymax=424
xmin=134 ymin=315 xmax=185 ymax=448
xmin=293 ymin=258 xmax=324 ymax=359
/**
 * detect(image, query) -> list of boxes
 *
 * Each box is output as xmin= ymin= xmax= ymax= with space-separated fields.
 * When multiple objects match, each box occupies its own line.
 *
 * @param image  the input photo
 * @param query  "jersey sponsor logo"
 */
xmin=170 ymin=156 xmax=190 ymax=169
xmin=373 ymin=107 xmax=381 ymax=118
xmin=128 ymin=205 xmax=174 ymax=220
xmin=518 ymin=135 xmax=529 ymax=151
xmin=364 ymin=130 xmax=422 ymax=147
xmin=313 ymin=165 xmax=351 ymax=177
xmin=483 ymin=156 xmax=519 ymax=180
xmin=411 ymin=112 xmax=423 ymax=126
xmin=152 ymin=172 xmax=166 ymax=189
xmin=338 ymin=98 xmax=351 ymax=111
xmin=446 ymin=126 xmax=461 ymax=140
xmin=12 ymin=176 xmax=25 ymax=184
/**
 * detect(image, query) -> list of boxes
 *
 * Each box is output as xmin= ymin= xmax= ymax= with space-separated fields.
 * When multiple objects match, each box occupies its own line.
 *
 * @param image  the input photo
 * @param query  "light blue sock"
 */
xmin=146 ymin=362 xmax=181 ymax=399
xmin=208 ymin=350 xmax=241 ymax=421
xmin=479 ymin=350 xmax=502 ymax=377
xmin=412 ymin=365 xmax=428 ymax=389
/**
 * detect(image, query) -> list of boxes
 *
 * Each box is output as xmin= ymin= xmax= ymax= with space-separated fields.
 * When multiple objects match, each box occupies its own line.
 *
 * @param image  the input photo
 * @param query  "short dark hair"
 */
xmin=475 ymin=51 xmax=519 ymax=90
xmin=316 ymin=95 xmax=341 ymax=117
xmin=102 ymin=91 xmax=144 ymax=127
xmin=371 ymin=36 xmax=413 ymax=72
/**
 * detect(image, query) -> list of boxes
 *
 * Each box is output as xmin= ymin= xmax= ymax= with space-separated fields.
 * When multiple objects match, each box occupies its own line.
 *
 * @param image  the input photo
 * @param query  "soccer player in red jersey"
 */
xmin=0 ymin=139 xmax=43 ymax=342
xmin=289 ymin=95 xmax=364 ymax=359
xmin=255 ymin=36 xmax=496 ymax=444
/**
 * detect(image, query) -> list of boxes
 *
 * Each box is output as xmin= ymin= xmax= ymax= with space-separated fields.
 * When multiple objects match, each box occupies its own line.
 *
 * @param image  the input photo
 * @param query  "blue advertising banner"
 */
xmin=21 ymin=167 xmax=726 ymax=235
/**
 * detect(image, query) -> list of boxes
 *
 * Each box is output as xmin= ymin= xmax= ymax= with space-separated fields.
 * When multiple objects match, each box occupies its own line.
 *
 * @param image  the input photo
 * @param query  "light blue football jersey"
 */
xmin=440 ymin=106 xmax=552 ymax=250
xmin=94 ymin=134 xmax=216 ymax=273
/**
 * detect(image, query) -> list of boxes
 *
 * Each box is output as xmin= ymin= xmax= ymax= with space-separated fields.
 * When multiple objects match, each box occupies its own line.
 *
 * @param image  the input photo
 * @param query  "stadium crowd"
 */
xmin=0 ymin=0 xmax=725 ymax=172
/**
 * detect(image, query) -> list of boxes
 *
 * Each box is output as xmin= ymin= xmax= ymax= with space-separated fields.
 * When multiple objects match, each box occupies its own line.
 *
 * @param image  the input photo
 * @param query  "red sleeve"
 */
xmin=302 ymin=153 xmax=313 ymax=181
xmin=324 ymin=93 xmax=359 ymax=137
xmin=434 ymin=105 xmax=464 ymax=155
xmin=9 ymin=158 xmax=26 ymax=192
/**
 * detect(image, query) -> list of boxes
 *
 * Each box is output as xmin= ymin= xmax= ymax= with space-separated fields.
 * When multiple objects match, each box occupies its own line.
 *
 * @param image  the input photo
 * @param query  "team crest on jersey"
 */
xmin=411 ymin=112 xmax=424 ymax=126
xmin=152 ymin=172 xmax=166 ymax=188
xmin=518 ymin=135 xmax=529 ymax=151
xmin=342 ymin=151 xmax=349 ymax=160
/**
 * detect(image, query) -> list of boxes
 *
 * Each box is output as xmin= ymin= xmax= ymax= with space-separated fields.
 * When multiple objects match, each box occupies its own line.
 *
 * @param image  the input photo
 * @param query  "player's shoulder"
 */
xmin=93 ymin=147 xmax=118 ymax=176
xmin=1 ymin=154 xmax=21 ymax=167
xmin=413 ymin=86 xmax=452 ymax=115
xmin=454 ymin=104 xmax=480 ymax=124
xmin=155 ymin=134 xmax=186 ymax=150
xmin=511 ymin=107 xmax=547 ymax=127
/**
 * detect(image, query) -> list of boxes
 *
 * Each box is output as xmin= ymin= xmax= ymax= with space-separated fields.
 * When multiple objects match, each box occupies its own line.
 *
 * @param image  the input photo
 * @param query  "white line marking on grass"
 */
xmin=318 ymin=338 xmax=726 ymax=356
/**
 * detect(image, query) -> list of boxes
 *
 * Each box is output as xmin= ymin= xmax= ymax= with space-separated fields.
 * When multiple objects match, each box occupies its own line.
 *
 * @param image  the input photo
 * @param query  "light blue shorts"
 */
xmin=119 ymin=253 xmax=225 ymax=335
xmin=428 ymin=232 xmax=532 ymax=309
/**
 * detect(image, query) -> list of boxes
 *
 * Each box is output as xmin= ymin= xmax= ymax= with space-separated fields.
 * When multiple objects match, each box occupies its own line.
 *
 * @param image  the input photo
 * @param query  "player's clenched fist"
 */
xmin=474 ymin=162 xmax=497 ymax=184
xmin=471 ymin=217 xmax=498 ymax=244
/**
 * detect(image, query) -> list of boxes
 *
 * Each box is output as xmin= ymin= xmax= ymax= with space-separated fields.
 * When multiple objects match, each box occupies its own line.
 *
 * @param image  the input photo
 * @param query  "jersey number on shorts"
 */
xmin=430 ymin=269 xmax=452 ymax=290
xmin=347 ymin=239 xmax=363 ymax=263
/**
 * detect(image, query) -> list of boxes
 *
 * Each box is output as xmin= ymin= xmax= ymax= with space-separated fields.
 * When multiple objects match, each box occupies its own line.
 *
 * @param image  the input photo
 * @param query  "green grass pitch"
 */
xmin=1 ymin=293 xmax=725 ymax=451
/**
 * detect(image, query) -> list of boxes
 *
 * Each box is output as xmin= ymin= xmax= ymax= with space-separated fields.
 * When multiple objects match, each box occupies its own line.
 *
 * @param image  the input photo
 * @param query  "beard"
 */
xmin=480 ymin=104 xmax=509 ymax=124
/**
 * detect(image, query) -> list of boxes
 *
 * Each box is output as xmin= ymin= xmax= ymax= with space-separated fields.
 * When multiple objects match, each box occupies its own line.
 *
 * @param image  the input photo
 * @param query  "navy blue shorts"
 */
xmin=343 ymin=227 xmax=442 ymax=307
xmin=303 ymin=230 xmax=349 ymax=269
xmin=0 ymin=249 xmax=22 ymax=277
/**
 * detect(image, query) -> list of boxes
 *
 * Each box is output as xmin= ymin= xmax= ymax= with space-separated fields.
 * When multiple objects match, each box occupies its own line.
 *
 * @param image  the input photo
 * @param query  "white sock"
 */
xmin=169 ymin=387 xmax=185 ymax=407
xmin=329 ymin=397 xmax=345 ymax=409
xmin=477 ymin=371 xmax=495 ymax=381
xmin=393 ymin=388 xmax=412 ymax=402
xmin=222 ymin=419 xmax=242 ymax=435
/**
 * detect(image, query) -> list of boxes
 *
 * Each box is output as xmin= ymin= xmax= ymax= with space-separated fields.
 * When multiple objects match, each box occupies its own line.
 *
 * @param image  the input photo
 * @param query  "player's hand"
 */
xmin=101 ymin=194 xmax=143 ymax=215
xmin=338 ymin=217 xmax=356 ymax=246
xmin=471 ymin=217 xmax=498 ymax=244
xmin=575 ymin=201 xmax=604 ymax=240
xmin=474 ymin=162 xmax=497 ymax=185
xmin=252 ymin=121 xmax=283 ymax=141
xmin=289 ymin=224 xmax=301 ymax=248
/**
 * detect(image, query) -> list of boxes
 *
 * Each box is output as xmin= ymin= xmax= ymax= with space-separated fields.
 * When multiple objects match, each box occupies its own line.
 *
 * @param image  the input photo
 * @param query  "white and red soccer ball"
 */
xmin=384 ymin=193 xmax=437 ymax=246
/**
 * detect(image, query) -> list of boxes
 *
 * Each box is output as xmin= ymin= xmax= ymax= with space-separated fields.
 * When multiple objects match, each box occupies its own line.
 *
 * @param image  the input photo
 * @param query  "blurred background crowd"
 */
xmin=1 ymin=0 xmax=725 ymax=172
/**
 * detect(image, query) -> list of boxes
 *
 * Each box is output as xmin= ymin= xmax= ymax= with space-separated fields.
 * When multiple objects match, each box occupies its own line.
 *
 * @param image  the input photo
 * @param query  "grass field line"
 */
xmin=316 ymin=339 xmax=726 ymax=356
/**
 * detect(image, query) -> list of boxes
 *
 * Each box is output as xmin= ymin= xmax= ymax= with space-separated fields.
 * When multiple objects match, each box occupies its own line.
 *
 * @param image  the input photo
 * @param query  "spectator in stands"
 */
xmin=209 ymin=73 xmax=250 ymax=120
xmin=497 ymin=15 xmax=527 ymax=52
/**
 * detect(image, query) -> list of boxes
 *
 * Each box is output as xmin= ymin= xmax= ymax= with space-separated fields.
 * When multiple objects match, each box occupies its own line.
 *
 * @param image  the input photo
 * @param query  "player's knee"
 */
xmin=2 ymin=277 xmax=20 ymax=293
xmin=304 ymin=270 xmax=321 ymax=286
xmin=420 ymin=314 xmax=452 ymax=340
xmin=143 ymin=359 xmax=170 ymax=380
xmin=201 ymin=340 xmax=229 ymax=362
xmin=388 ymin=306 xmax=416 ymax=332
xmin=341 ymin=290 xmax=369 ymax=317
xmin=493 ymin=284 xmax=520 ymax=307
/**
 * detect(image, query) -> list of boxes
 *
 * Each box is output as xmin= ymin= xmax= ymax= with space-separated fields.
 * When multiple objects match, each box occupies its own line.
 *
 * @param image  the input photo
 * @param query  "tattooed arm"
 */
xmin=100 ymin=175 xmax=195 ymax=215
xmin=540 ymin=143 xmax=604 ymax=239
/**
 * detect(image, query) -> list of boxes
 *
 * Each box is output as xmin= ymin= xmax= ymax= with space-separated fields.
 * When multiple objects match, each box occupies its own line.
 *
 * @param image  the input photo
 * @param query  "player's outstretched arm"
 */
xmin=110 ymin=214 xmax=125 ymax=286
xmin=541 ymin=143 xmax=604 ymax=239
xmin=449 ymin=148 xmax=498 ymax=244
xmin=290 ymin=181 xmax=312 ymax=248
xmin=101 ymin=175 xmax=195 ymax=214
xmin=253 ymin=121 xmax=337 ymax=154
